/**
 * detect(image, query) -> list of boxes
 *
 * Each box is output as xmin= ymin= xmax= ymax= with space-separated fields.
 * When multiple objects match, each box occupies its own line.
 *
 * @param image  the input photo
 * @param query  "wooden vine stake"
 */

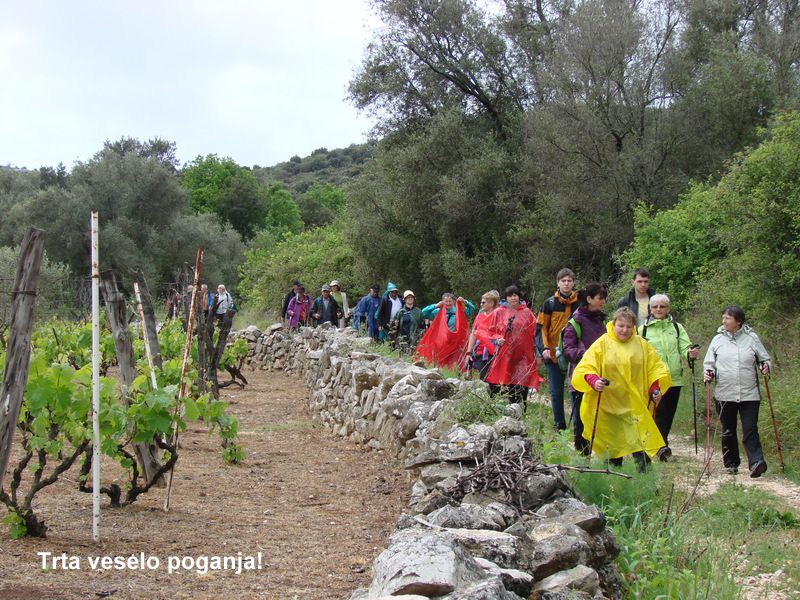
xmin=0 ymin=228 xmax=46 ymax=496
xmin=163 ymin=248 xmax=203 ymax=512
xmin=134 ymin=282 xmax=158 ymax=391
xmin=90 ymin=212 xmax=101 ymax=542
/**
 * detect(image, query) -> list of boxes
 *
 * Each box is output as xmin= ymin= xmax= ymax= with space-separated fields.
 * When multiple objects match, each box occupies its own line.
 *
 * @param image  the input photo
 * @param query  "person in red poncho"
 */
xmin=466 ymin=290 xmax=501 ymax=381
xmin=415 ymin=296 xmax=471 ymax=369
xmin=478 ymin=285 xmax=543 ymax=407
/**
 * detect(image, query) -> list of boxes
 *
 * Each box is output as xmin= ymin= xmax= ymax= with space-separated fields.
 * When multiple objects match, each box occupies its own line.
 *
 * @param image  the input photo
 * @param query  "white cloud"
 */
xmin=0 ymin=0 xmax=380 ymax=169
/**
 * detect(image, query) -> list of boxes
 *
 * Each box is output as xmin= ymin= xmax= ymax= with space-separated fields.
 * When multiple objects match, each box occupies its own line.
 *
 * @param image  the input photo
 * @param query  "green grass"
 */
xmin=532 ymin=371 xmax=799 ymax=599
xmin=687 ymin=484 xmax=799 ymax=577
xmin=252 ymin=420 xmax=319 ymax=433
xmin=451 ymin=386 xmax=508 ymax=425
xmin=567 ymin=464 xmax=740 ymax=599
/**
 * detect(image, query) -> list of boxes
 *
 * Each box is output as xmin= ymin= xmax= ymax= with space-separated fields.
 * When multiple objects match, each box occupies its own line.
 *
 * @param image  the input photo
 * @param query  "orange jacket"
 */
xmin=535 ymin=290 xmax=582 ymax=356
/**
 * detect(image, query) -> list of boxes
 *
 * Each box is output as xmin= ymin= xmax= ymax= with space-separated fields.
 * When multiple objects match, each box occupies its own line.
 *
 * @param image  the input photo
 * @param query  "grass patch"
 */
xmin=451 ymin=386 xmax=508 ymax=425
xmin=252 ymin=420 xmax=319 ymax=433
xmin=568 ymin=464 xmax=741 ymax=598
xmin=686 ymin=483 xmax=800 ymax=592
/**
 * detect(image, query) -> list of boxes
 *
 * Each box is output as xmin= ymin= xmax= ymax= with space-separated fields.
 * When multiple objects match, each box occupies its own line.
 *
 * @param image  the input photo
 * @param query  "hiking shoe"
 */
xmin=656 ymin=447 xmax=672 ymax=462
xmin=726 ymin=467 xmax=738 ymax=475
xmin=750 ymin=461 xmax=767 ymax=478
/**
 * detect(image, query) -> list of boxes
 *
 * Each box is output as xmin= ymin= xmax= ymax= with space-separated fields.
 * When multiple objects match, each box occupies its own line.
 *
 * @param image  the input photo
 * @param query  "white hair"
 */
xmin=649 ymin=294 xmax=670 ymax=307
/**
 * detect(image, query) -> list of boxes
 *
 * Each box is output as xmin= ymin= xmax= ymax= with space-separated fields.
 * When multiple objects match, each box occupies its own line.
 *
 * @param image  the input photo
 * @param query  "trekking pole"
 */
xmin=761 ymin=369 xmax=786 ymax=471
xmin=688 ymin=345 xmax=701 ymax=455
xmin=706 ymin=380 xmax=712 ymax=472
xmin=588 ymin=378 xmax=609 ymax=456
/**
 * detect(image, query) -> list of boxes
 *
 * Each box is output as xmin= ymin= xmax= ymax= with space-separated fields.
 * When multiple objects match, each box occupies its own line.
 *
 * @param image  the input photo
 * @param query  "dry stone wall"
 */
xmin=234 ymin=323 xmax=624 ymax=600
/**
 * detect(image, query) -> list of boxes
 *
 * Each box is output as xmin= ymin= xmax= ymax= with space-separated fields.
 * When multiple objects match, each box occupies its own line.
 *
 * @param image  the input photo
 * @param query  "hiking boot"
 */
xmin=726 ymin=467 xmax=738 ymax=475
xmin=749 ymin=461 xmax=767 ymax=478
xmin=656 ymin=447 xmax=672 ymax=462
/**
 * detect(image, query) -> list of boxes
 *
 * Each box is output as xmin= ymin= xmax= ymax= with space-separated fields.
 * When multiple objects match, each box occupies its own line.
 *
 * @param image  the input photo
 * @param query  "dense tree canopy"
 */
xmin=344 ymin=0 xmax=800 ymax=299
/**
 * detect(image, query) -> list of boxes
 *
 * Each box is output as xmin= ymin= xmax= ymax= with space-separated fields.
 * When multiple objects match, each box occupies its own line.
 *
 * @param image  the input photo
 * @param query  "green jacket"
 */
xmin=390 ymin=306 xmax=424 ymax=345
xmin=641 ymin=316 xmax=692 ymax=387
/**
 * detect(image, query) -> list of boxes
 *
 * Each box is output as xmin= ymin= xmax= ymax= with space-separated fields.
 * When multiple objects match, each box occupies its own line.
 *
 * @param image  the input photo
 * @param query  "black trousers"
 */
xmin=489 ymin=383 xmax=529 ymax=406
xmin=571 ymin=391 xmax=589 ymax=454
xmin=471 ymin=356 xmax=493 ymax=381
xmin=654 ymin=386 xmax=682 ymax=447
xmin=715 ymin=400 xmax=764 ymax=469
xmin=609 ymin=452 xmax=651 ymax=472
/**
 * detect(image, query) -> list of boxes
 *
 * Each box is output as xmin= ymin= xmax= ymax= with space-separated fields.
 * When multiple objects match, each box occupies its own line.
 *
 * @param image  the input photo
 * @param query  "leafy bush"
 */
xmin=452 ymin=386 xmax=507 ymax=425
xmin=238 ymin=221 xmax=357 ymax=315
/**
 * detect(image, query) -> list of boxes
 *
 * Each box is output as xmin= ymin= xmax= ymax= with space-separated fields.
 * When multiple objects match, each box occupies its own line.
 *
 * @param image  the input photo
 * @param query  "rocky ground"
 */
xmin=0 ymin=370 xmax=409 ymax=600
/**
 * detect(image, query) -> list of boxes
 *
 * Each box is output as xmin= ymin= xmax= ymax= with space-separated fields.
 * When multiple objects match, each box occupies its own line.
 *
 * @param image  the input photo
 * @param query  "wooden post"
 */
xmin=164 ymin=248 xmax=203 ymax=511
xmin=90 ymin=212 xmax=101 ymax=542
xmin=130 ymin=269 xmax=162 ymax=371
xmin=0 ymin=228 xmax=46 ymax=491
xmin=99 ymin=270 xmax=163 ymax=485
xmin=134 ymin=282 xmax=158 ymax=391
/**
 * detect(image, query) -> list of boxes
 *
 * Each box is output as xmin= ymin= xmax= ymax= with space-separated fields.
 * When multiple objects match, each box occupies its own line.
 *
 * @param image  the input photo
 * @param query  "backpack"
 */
xmin=556 ymin=317 xmax=582 ymax=374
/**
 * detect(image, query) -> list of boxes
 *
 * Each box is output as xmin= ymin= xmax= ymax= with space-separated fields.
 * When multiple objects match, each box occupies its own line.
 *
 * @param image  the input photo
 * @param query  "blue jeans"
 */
xmin=546 ymin=360 xmax=567 ymax=429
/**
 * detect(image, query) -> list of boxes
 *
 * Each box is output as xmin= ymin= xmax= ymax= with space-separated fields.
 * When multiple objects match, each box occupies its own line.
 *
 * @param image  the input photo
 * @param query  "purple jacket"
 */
xmin=562 ymin=306 xmax=606 ymax=391
xmin=286 ymin=294 xmax=311 ymax=328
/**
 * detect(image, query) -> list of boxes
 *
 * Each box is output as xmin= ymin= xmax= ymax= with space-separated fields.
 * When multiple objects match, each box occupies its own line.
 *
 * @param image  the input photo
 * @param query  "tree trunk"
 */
xmin=99 ymin=270 xmax=164 ymax=486
xmin=0 ymin=228 xmax=45 ymax=491
xmin=208 ymin=313 xmax=234 ymax=399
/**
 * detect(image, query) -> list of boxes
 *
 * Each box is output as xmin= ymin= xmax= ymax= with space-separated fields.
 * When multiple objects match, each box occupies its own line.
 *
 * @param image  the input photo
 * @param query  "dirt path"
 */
xmin=668 ymin=435 xmax=799 ymax=600
xmin=0 ymin=371 xmax=409 ymax=600
xmin=668 ymin=434 xmax=800 ymax=512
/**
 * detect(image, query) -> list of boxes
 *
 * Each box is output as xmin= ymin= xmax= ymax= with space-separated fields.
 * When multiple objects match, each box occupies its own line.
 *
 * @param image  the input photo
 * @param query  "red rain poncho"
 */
xmin=479 ymin=302 xmax=542 ymax=390
xmin=416 ymin=302 xmax=469 ymax=369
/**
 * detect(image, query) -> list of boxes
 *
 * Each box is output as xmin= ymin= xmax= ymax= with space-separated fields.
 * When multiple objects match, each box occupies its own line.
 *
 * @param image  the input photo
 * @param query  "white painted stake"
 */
xmin=90 ymin=211 xmax=100 ymax=542
xmin=133 ymin=282 xmax=158 ymax=391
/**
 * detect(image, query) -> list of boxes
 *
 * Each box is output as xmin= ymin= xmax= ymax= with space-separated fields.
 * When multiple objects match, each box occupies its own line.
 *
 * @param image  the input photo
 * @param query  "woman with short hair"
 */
xmin=572 ymin=307 xmax=671 ymax=470
xmin=703 ymin=305 xmax=771 ymax=477
xmin=640 ymin=294 xmax=699 ymax=461
xmin=286 ymin=286 xmax=311 ymax=329
xmin=479 ymin=285 xmax=543 ymax=406
xmin=466 ymin=290 xmax=500 ymax=380
xmin=390 ymin=290 xmax=424 ymax=351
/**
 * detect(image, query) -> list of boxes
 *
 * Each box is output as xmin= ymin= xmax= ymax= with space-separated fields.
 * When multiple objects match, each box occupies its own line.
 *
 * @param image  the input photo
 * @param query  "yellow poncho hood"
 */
xmin=571 ymin=322 xmax=671 ymax=458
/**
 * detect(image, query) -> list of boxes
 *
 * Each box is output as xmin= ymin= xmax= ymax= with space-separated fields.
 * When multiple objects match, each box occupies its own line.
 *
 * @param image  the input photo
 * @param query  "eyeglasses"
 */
xmin=651 ymin=305 xmax=668 ymax=309
xmin=480 ymin=300 xmax=487 ymax=304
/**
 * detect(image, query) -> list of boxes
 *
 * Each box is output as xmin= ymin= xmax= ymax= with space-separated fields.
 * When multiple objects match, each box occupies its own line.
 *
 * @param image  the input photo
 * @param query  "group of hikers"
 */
xmin=281 ymin=269 xmax=773 ymax=477
xmin=169 ymin=283 xmax=238 ymax=330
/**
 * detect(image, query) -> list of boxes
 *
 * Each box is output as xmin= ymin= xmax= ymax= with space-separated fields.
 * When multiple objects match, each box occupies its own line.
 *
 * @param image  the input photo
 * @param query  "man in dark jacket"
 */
xmin=282 ymin=280 xmax=301 ymax=321
xmin=376 ymin=282 xmax=401 ymax=341
xmin=617 ymin=268 xmax=654 ymax=328
xmin=312 ymin=284 xmax=341 ymax=326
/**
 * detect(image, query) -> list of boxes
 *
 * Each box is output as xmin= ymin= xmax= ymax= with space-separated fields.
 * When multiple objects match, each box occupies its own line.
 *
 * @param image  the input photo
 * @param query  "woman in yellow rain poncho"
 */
xmin=572 ymin=308 xmax=671 ymax=470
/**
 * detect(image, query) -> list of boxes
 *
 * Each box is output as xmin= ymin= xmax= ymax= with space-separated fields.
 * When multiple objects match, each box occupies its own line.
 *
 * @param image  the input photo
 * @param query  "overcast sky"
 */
xmin=0 ymin=1 xmax=381 ymax=170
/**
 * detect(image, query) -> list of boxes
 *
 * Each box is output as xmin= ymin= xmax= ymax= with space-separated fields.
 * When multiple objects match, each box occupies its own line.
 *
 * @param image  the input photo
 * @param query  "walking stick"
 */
xmin=761 ymin=371 xmax=786 ymax=471
xmin=689 ymin=352 xmax=699 ymax=455
xmin=588 ymin=378 xmax=609 ymax=456
xmin=704 ymin=378 xmax=713 ymax=474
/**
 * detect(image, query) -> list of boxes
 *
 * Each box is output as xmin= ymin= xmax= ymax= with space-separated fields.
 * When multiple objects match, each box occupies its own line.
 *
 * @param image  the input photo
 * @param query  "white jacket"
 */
xmin=703 ymin=325 xmax=771 ymax=402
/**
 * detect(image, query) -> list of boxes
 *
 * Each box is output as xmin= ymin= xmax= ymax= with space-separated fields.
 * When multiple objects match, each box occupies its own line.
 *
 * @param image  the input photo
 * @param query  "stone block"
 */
xmin=369 ymin=529 xmax=486 ymax=597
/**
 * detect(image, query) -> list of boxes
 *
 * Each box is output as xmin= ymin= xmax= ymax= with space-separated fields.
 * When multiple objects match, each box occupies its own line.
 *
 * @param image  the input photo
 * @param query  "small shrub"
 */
xmin=453 ymin=387 xmax=507 ymax=425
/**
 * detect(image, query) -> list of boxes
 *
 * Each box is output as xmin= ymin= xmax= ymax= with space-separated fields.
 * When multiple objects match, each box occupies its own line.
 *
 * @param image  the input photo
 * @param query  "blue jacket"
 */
xmin=354 ymin=294 xmax=381 ymax=333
